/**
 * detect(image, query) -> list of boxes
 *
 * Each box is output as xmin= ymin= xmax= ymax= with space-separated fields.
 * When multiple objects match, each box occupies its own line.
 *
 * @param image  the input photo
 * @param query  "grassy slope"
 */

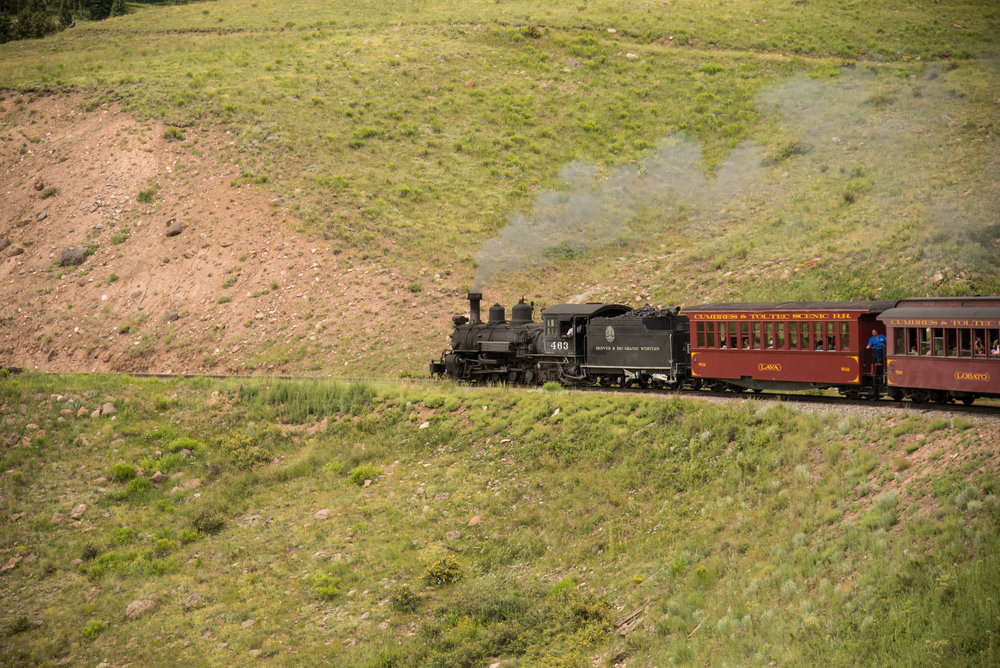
xmin=2 ymin=2 xmax=998 ymax=336
xmin=1 ymin=373 xmax=998 ymax=666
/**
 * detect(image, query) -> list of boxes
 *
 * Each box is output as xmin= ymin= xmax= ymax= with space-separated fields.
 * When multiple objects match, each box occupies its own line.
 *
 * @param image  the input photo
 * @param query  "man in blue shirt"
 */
xmin=867 ymin=329 xmax=887 ymax=368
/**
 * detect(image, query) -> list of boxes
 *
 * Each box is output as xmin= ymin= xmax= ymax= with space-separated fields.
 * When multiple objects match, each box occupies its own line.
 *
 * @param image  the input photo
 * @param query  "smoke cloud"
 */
xmin=473 ymin=62 xmax=1000 ymax=290
xmin=473 ymin=136 xmax=767 ymax=289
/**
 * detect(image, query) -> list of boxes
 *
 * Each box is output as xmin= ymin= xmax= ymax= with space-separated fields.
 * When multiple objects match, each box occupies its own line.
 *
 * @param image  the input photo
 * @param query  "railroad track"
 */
xmin=4 ymin=366 xmax=998 ymax=419
xmin=574 ymin=384 xmax=1000 ymax=420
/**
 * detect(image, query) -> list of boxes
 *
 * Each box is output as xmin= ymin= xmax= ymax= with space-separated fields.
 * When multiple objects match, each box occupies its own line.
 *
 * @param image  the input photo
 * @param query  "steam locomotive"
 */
xmin=430 ymin=292 xmax=1000 ymax=404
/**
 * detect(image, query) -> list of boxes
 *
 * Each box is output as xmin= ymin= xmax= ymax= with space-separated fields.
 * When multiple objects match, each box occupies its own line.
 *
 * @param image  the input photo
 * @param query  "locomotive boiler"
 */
xmin=430 ymin=292 xmax=544 ymax=383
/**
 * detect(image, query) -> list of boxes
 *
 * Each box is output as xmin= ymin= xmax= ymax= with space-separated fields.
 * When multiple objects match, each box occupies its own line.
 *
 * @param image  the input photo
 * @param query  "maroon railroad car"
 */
xmin=684 ymin=301 xmax=895 ymax=396
xmin=879 ymin=297 xmax=1000 ymax=404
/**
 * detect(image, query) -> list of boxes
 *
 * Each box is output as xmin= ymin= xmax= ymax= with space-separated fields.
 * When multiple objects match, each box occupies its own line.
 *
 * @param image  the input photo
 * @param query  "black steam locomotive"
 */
xmin=429 ymin=292 xmax=690 ymax=388
xmin=431 ymin=292 xmax=1000 ymax=405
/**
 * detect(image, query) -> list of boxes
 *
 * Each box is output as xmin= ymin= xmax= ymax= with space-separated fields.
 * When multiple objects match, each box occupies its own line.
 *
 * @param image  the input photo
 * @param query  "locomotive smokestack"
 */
xmin=468 ymin=292 xmax=482 ymax=325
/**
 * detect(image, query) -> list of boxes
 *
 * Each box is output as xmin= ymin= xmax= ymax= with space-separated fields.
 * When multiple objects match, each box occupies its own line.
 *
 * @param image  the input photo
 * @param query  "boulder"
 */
xmin=183 ymin=593 xmax=205 ymax=611
xmin=125 ymin=599 xmax=156 ymax=620
xmin=165 ymin=219 xmax=184 ymax=237
xmin=101 ymin=402 xmax=116 ymax=416
xmin=70 ymin=503 xmax=88 ymax=520
xmin=60 ymin=247 xmax=88 ymax=267
xmin=0 ymin=238 xmax=9 ymax=252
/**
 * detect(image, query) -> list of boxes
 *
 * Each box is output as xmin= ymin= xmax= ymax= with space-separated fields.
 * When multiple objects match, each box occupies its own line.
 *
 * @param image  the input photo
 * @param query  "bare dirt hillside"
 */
xmin=1 ymin=93 xmax=459 ymax=376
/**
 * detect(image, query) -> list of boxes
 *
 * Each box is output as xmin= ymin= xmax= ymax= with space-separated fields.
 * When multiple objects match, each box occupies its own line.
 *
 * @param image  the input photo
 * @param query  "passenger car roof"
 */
xmin=684 ymin=301 xmax=897 ymax=313
xmin=879 ymin=306 xmax=1000 ymax=321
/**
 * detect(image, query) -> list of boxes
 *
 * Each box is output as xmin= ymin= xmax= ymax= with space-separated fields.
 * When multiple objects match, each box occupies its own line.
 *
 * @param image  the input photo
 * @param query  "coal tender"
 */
xmin=584 ymin=305 xmax=691 ymax=388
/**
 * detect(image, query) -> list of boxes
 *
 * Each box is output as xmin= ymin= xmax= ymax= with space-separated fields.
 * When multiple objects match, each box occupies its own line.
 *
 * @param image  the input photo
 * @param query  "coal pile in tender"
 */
xmin=616 ymin=304 xmax=680 ymax=318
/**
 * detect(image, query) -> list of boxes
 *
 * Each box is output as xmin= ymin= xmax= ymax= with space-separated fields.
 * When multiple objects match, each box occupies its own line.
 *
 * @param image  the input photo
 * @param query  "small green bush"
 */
xmin=123 ymin=476 xmax=151 ymax=499
xmin=191 ymin=509 xmax=225 ymax=535
xmin=163 ymin=126 xmax=184 ymax=141
xmin=312 ymin=573 xmax=341 ymax=600
xmin=82 ymin=619 xmax=106 ymax=640
xmin=109 ymin=463 xmax=137 ymax=482
xmin=348 ymin=463 xmax=383 ymax=486
xmin=423 ymin=394 xmax=445 ymax=409
xmin=40 ymin=186 xmax=58 ymax=199
xmin=152 ymin=453 xmax=185 ymax=473
xmin=137 ymin=188 xmax=157 ymax=203
xmin=423 ymin=556 xmax=463 ymax=586
xmin=217 ymin=296 xmax=231 ymax=304
xmin=217 ymin=425 xmax=276 ymax=470
xmin=389 ymin=584 xmax=418 ymax=612
xmin=542 ymin=381 xmax=563 ymax=393
xmin=81 ymin=543 xmax=101 ymax=562
xmin=110 ymin=232 xmax=127 ymax=245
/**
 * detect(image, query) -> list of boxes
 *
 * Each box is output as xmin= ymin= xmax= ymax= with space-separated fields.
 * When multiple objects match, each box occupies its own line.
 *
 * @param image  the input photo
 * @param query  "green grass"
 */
xmin=0 ymin=373 xmax=997 ymax=665
xmin=1 ymin=1 xmax=997 ymax=313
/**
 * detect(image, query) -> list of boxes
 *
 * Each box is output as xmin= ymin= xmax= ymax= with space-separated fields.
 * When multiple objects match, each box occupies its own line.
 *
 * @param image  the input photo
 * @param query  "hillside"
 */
xmin=1 ymin=0 xmax=999 ymax=374
xmin=1 ymin=373 xmax=998 ymax=666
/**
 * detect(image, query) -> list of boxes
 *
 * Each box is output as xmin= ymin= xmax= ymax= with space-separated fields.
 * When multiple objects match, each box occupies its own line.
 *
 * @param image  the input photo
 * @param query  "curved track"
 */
xmin=4 ymin=366 xmax=998 ymax=420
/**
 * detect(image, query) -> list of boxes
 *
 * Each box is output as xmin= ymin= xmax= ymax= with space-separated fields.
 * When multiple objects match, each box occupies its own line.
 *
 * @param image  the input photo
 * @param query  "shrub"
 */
xmin=347 ymin=463 xmax=383 ymax=486
xmin=137 ymin=188 xmax=157 ymax=203
xmin=152 ymin=453 xmax=185 ymax=473
xmin=122 ymin=476 xmax=150 ymax=499
xmin=110 ymin=231 xmax=127 ymax=245
xmin=423 ymin=556 xmax=462 ymax=586
xmin=40 ymin=186 xmax=57 ymax=199
xmin=217 ymin=425 xmax=277 ymax=470
xmin=542 ymin=381 xmax=563 ymax=393
xmin=167 ymin=436 xmax=202 ymax=453
xmin=163 ymin=126 xmax=184 ymax=141
xmin=217 ymin=296 xmax=231 ymax=304
xmin=389 ymin=584 xmax=418 ymax=612
xmin=81 ymin=543 xmax=101 ymax=562
xmin=108 ymin=463 xmax=137 ymax=482
xmin=312 ymin=573 xmax=340 ymax=600
xmin=82 ymin=620 xmax=106 ymax=640
xmin=423 ymin=394 xmax=445 ymax=409
xmin=191 ymin=509 xmax=225 ymax=535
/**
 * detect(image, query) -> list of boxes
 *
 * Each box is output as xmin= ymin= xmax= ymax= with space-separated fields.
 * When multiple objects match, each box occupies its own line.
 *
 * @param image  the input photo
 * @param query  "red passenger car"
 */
xmin=879 ymin=297 xmax=1000 ymax=404
xmin=684 ymin=301 xmax=895 ymax=396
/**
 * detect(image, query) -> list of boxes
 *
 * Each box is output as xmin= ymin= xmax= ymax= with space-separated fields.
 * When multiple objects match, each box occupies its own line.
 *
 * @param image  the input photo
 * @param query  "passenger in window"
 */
xmin=992 ymin=340 xmax=1000 ymax=356
xmin=815 ymin=339 xmax=825 ymax=350
xmin=827 ymin=337 xmax=836 ymax=351
xmin=742 ymin=338 xmax=750 ymax=349
xmin=975 ymin=338 xmax=985 ymax=355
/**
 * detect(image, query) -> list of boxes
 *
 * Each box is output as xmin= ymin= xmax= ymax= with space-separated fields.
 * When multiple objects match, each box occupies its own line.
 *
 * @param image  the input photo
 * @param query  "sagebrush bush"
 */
xmin=423 ymin=556 xmax=462 ymax=586
xmin=191 ymin=509 xmax=225 ymax=535
xmin=388 ymin=584 xmax=418 ymax=612
xmin=312 ymin=573 xmax=340 ymax=600
xmin=82 ymin=620 xmax=105 ymax=640
xmin=348 ymin=463 xmax=383 ymax=486
xmin=108 ymin=463 xmax=137 ymax=482
xmin=217 ymin=424 xmax=277 ymax=469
